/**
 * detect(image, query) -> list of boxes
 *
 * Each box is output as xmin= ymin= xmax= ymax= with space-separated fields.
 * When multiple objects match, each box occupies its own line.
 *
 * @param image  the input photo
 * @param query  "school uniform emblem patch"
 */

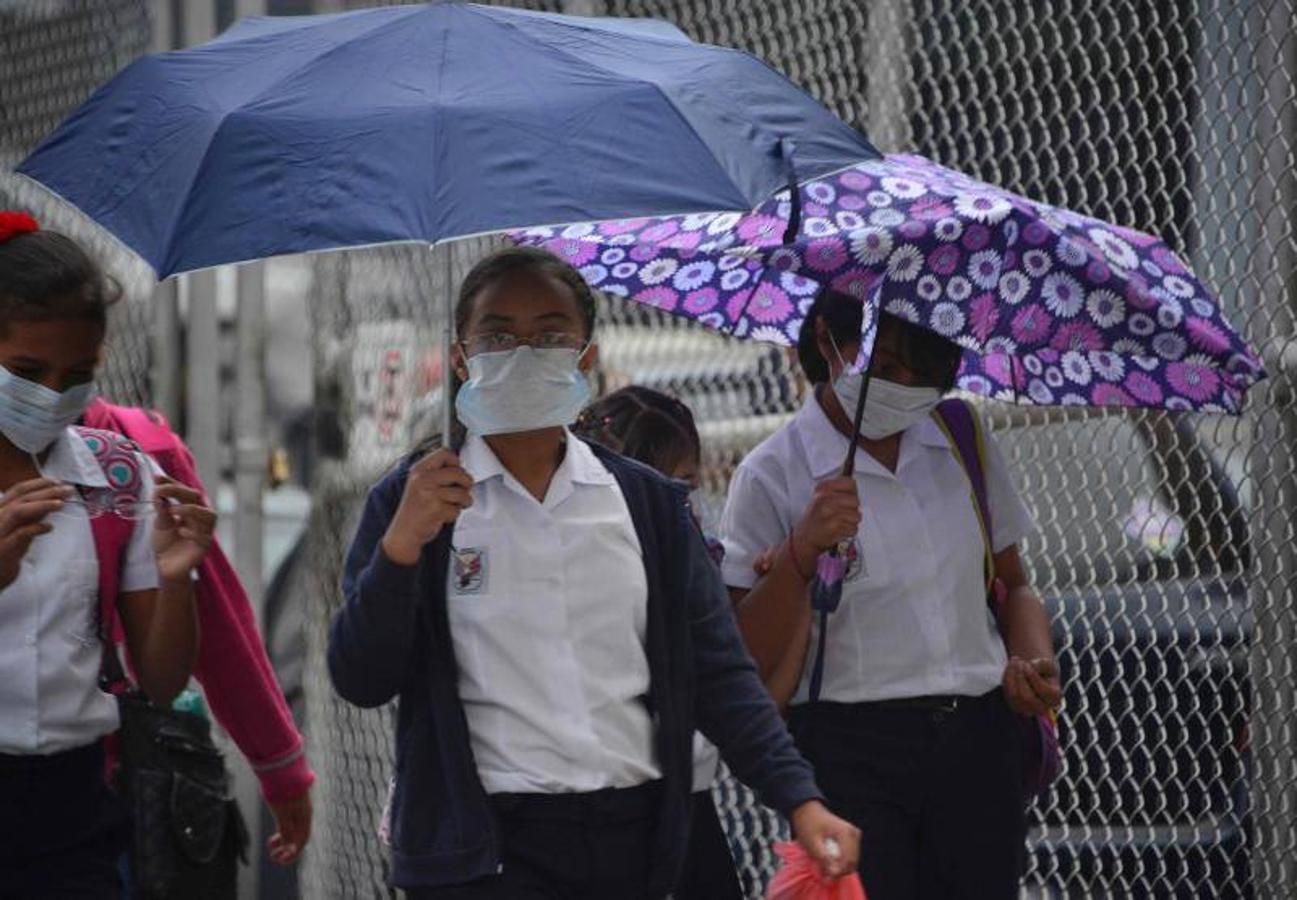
xmin=452 ymin=547 xmax=487 ymax=594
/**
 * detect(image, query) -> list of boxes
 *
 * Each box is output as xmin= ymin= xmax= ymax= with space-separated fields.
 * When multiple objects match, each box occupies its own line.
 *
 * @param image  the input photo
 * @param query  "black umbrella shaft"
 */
xmin=840 ymin=366 xmax=873 ymax=478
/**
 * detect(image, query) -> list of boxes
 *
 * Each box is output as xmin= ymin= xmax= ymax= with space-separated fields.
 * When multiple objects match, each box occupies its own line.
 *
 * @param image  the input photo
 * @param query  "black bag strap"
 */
xmin=96 ymin=585 xmax=132 ymax=695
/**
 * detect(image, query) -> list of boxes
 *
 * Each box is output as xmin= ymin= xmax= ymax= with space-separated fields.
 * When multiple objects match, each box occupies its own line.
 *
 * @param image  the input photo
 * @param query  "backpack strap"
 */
xmin=72 ymin=425 xmax=147 ymax=691
xmin=931 ymin=399 xmax=997 ymax=602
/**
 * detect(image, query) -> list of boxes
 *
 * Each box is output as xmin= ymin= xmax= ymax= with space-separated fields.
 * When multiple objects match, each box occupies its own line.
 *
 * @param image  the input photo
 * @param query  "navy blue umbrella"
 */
xmin=17 ymin=2 xmax=877 ymax=278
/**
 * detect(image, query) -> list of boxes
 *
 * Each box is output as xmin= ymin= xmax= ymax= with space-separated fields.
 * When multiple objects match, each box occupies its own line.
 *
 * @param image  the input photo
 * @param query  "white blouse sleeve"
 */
xmin=719 ymin=463 xmax=792 ymax=591
xmin=982 ymin=426 xmax=1034 ymax=553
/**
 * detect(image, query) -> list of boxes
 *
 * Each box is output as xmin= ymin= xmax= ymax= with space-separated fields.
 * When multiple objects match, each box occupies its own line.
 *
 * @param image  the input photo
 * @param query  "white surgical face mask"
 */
xmin=856 ymin=377 xmax=943 ymax=439
xmin=828 ymin=334 xmax=942 ymax=440
xmin=0 ymin=364 xmax=96 ymax=454
xmin=455 ymin=346 xmax=592 ymax=437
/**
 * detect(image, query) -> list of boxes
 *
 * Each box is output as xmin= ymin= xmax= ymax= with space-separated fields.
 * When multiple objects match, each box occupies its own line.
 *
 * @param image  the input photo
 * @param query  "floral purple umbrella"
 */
xmin=512 ymin=153 xmax=1265 ymax=413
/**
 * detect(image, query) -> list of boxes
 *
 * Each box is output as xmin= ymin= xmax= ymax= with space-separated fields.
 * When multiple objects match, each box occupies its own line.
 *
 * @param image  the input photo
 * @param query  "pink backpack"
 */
xmin=79 ymin=401 xmax=314 ymax=804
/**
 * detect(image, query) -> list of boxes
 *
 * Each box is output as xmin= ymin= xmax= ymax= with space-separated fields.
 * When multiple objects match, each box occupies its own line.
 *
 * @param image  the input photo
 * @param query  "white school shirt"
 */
xmin=0 ymin=427 xmax=159 ymax=754
xmin=720 ymin=394 xmax=1033 ymax=704
xmin=448 ymin=431 xmax=660 ymax=794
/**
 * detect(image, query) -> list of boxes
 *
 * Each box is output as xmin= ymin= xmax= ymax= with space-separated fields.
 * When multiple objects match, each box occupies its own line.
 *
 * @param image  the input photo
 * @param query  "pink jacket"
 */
xmin=84 ymin=400 xmax=315 ymax=803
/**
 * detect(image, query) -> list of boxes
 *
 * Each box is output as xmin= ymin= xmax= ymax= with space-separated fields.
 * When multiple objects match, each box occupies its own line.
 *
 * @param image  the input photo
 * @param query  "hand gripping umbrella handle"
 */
xmin=808 ymin=362 xmax=872 ymax=599
xmin=806 ymin=355 xmax=873 ymax=703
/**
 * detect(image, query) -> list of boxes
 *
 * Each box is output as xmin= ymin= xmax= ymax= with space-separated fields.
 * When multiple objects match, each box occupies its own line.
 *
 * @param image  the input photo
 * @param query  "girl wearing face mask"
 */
xmin=573 ymin=385 xmax=742 ymax=900
xmin=330 ymin=247 xmax=861 ymax=899
xmin=721 ymin=288 xmax=1060 ymax=899
xmin=0 ymin=213 xmax=216 ymax=894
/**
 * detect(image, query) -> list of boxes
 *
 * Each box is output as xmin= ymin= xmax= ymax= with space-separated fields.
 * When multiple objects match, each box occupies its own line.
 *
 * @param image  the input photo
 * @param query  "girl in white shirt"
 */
xmin=0 ymin=215 xmax=217 ymax=896
xmin=574 ymin=386 xmax=743 ymax=900
xmin=332 ymin=247 xmax=860 ymax=898
xmin=722 ymin=287 xmax=1061 ymax=900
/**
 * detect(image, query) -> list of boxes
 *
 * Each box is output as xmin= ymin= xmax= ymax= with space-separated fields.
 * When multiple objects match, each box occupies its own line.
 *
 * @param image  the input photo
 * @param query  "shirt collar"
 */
xmin=460 ymin=431 xmax=506 ymax=484
xmin=460 ymin=429 xmax=615 ymax=495
xmin=564 ymin=433 xmax=617 ymax=487
xmin=36 ymin=427 xmax=110 ymax=488
xmin=793 ymin=390 xmax=952 ymax=479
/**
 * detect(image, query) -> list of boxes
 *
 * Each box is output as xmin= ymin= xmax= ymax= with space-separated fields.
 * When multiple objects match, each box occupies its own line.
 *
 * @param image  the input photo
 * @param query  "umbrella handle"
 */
xmin=815 ymin=550 xmax=848 ymax=589
xmin=810 ymin=545 xmax=848 ymax=609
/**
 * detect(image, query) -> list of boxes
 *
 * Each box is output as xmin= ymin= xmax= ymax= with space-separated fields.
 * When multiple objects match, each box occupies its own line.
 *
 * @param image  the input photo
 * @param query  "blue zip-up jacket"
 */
xmin=329 ymin=442 xmax=821 ymax=893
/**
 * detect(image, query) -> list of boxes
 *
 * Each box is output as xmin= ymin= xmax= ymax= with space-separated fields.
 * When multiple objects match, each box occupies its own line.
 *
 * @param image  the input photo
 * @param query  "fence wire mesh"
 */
xmin=1 ymin=0 xmax=1294 ymax=898
xmin=0 ymin=0 xmax=157 ymax=407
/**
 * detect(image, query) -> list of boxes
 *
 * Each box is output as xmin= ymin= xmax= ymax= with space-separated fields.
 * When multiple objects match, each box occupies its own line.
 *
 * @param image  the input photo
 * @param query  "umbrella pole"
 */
xmin=840 ymin=366 xmax=873 ymax=477
xmin=439 ymin=243 xmax=455 ymax=449
xmin=807 ymin=345 xmax=874 ymax=702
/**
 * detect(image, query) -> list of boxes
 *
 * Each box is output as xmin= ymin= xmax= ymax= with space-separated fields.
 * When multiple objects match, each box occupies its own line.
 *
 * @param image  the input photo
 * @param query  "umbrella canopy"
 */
xmin=16 ymin=2 xmax=877 ymax=278
xmin=514 ymin=154 xmax=1265 ymax=413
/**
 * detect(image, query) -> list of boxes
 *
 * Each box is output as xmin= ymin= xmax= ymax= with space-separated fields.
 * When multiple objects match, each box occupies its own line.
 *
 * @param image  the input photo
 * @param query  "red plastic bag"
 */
xmin=766 ymin=841 xmax=867 ymax=900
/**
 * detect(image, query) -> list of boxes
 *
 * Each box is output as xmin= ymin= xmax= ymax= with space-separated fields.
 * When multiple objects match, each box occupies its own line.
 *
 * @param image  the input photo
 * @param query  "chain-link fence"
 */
xmin=0 ymin=0 xmax=158 ymax=406
xmin=3 ymin=0 xmax=1294 ymax=897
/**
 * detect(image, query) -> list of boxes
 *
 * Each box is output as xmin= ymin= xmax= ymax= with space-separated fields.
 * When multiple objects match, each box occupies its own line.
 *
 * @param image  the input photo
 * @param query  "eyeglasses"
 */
xmin=460 ymin=331 xmax=586 ymax=358
xmin=53 ymin=496 xmax=156 ymax=521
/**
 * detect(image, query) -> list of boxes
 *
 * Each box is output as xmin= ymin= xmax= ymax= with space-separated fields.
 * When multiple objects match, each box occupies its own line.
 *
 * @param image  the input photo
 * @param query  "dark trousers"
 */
xmin=788 ymin=688 xmax=1027 ymax=900
xmin=674 ymin=790 xmax=743 ymax=900
xmin=0 ymin=741 xmax=128 ymax=899
xmin=408 ymin=781 xmax=662 ymax=900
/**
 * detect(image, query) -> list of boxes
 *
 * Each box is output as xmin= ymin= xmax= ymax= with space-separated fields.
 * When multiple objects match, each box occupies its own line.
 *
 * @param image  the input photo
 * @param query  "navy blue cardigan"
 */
xmin=328 ymin=442 xmax=821 ymax=892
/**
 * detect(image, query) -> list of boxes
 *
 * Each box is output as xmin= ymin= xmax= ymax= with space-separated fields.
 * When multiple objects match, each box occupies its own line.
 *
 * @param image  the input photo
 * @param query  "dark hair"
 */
xmin=796 ymin=288 xmax=963 ymax=392
xmin=796 ymin=288 xmax=863 ymax=384
xmin=455 ymin=246 xmax=597 ymax=338
xmin=0 ymin=229 xmax=119 ymax=334
xmin=574 ymin=386 xmax=701 ymax=478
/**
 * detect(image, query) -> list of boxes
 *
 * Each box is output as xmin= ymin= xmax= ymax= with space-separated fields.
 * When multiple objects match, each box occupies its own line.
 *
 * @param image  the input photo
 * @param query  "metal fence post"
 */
xmin=863 ymin=0 xmax=912 ymax=153
xmin=176 ymin=2 xmax=265 ymax=897
xmin=224 ymin=10 xmax=270 ymax=900
xmin=181 ymin=1 xmax=221 ymax=489
xmin=148 ymin=0 xmax=181 ymax=423
xmin=1219 ymin=1 xmax=1297 ymax=893
xmin=1250 ymin=344 xmax=1297 ymax=898
xmin=234 ymin=258 xmax=269 ymax=898
xmin=232 ymin=5 xmax=268 ymax=644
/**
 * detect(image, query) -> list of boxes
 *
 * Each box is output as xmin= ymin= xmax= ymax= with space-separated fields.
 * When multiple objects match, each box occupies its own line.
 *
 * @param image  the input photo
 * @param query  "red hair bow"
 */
xmin=0 ymin=211 xmax=40 ymax=243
